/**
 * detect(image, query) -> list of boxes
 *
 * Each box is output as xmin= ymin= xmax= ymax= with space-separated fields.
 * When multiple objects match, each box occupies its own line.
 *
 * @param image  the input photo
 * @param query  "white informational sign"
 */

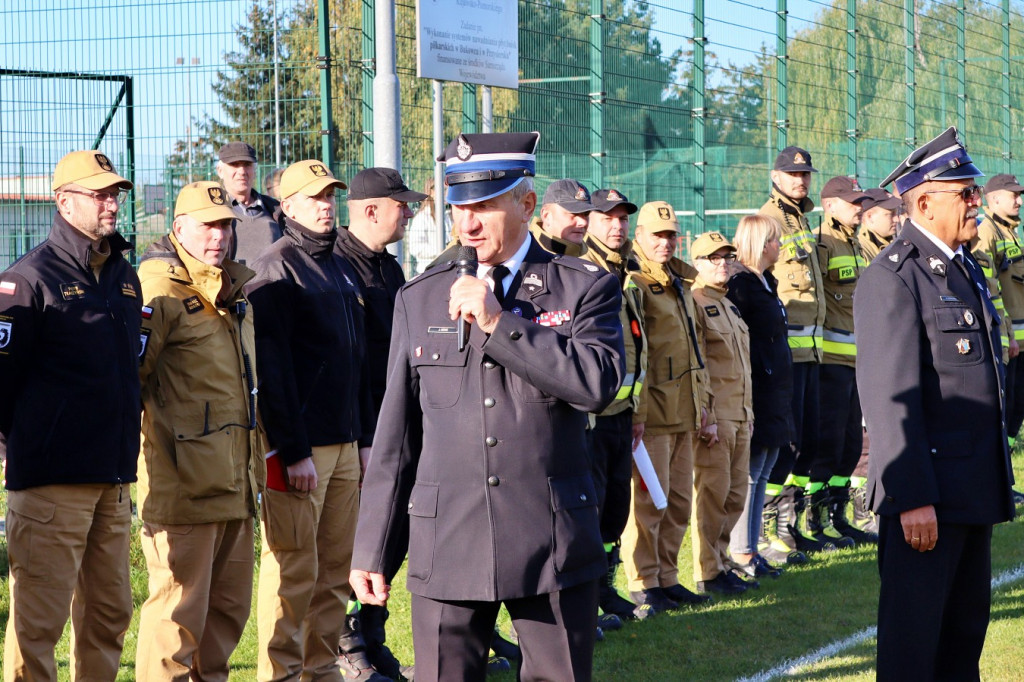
xmin=416 ymin=0 xmax=519 ymax=89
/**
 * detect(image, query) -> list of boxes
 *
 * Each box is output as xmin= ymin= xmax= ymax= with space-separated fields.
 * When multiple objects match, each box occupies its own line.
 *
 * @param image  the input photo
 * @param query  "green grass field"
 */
xmin=2 ymin=452 xmax=1023 ymax=681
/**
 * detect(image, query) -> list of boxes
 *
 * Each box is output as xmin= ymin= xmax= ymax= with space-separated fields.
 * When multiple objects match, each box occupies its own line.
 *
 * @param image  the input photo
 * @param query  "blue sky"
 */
xmin=1 ymin=0 xmax=831 ymax=184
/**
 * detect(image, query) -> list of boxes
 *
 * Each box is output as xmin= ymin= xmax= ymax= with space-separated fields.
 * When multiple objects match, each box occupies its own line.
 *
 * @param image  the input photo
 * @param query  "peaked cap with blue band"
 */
xmin=880 ymin=126 xmax=983 ymax=194
xmin=439 ymin=131 xmax=540 ymax=205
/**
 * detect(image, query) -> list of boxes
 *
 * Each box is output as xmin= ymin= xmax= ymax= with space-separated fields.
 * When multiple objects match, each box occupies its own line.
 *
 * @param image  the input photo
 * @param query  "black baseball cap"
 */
xmin=591 ymin=188 xmax=638 ymax=215
xmin=773 ymin=146 xmax=818 ymax=173
xmin=821 ymin=176 xmax=868 ymax=203
xmin=984 ymin=173 xmax=1024 ymax=194
xmin=218 ymin=141 xmax=257 ymax=164
xmin=348 ymin=167 xmax=428 ymax=202
xmin=542 ymin=178 xmax=593 ymax=214
xmin=860 ymin=188 xmax=902 ymax=212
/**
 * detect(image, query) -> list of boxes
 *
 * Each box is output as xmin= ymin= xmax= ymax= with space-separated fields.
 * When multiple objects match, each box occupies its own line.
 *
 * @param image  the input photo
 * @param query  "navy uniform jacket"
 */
xmin=0 ymin=215 xmax=142 ymax=490
xmin=854 ymin=220 xmax=1014 ymax=525
xmin=351 ymin=237 xmax=626 ymax=601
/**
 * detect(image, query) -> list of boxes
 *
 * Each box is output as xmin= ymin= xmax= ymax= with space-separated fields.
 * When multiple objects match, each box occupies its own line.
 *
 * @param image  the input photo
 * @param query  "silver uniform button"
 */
xmin=484 ymin=398 xmax=495 ymax=408
xmin=485 ymin=436 xmax=497 ymax=447
xmin=487 ymin=475 xmax=499 ymax=486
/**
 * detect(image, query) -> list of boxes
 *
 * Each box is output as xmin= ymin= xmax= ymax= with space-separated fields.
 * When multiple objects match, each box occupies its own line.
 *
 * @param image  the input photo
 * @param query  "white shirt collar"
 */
xmin=911 ymin=218 xmax=963 ymax=261
xmin=479 ymin=232 xmax=532 ymax=291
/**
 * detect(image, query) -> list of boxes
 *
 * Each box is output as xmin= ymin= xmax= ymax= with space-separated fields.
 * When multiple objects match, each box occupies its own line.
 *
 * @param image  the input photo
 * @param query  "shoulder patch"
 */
xmin=139 ymin=329 xmax=150 ymax=363
xmin=649 ymin=283 xmax=665 ymax=295
xmin=705 ymin=305 xmax=720 ymax=317
xmin=183 ymin=296 xmax=204 ymax=314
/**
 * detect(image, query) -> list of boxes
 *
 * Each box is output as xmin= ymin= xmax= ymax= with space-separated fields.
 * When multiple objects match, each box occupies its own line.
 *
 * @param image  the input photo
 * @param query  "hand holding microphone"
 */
xmin=455 ymin=245 xmax=477 ymax=351
xmin=449 ymin=245 xmax=504 ymax=344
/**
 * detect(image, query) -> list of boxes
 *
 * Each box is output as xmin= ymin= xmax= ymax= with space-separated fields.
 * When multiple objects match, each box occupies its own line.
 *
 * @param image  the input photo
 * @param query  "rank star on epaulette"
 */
xmin=956 ymin=338 xmax=971 ymax=355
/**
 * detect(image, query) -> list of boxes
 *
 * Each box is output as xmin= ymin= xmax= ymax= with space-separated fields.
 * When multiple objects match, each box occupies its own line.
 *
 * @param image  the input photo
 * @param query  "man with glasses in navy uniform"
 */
xmin=1 ymin=150 xmax=142 ymax=681
xmin=856 ymin=127 xmax=1016 ymax=680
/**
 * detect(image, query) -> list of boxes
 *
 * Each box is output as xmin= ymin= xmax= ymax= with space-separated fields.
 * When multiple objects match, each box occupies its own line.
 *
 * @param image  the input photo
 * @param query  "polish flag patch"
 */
xmin=141 ymin=306 xmax=153 ymax=319
xmin=0 ymin=281 xmax=16 ymax=295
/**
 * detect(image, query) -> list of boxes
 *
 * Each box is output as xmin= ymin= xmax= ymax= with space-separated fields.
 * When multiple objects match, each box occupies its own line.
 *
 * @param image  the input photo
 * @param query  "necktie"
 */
xmin=491 ymin=265 xmax=510 ymax=307
xmin=954 ymin=253 xmax=983 ymax=304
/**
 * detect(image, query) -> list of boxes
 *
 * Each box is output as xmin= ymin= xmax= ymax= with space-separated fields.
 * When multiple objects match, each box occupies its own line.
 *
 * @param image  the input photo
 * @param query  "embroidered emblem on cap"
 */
xmin=709 ymin=233 xmax=724 ymax=242
xmin=0 ymin=320 xmax=11 ymax=349
xmin=793 ymin=152 xmax=806 ymax=165
xmin=457 ymin=135 xmax=473 ymax=161
xmin=658 ymin=207 xmax=671 ymax=220
xmin=208 ymin=187 xmax=225 ymax=204
xmin=964 ymin=310 xmax=975 ymax=325
xmin=310 ymin=164 xmax=328 ymax=177
xmin=575 ymin=186 xmax=587 ymax=201
xmin=956 ymin=338 xmax=971 ymax=355
xmin=95 ymin=154 xmax=113 ymax=171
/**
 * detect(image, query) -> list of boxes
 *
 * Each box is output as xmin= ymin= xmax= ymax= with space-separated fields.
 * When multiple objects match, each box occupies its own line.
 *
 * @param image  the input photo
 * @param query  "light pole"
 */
xmin=176 ymin=56 xmax=200 ymax=182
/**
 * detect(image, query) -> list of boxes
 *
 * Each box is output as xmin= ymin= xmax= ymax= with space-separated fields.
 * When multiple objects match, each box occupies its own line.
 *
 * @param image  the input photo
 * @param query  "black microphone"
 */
xmin=455 ymin=245 xmax=478 ymax=351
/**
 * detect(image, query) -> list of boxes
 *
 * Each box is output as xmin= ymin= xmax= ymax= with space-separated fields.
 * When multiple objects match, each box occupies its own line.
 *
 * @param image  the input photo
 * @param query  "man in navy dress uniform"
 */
xmin=855 ymin=127 xmax=1015 ymax=680
xmin=349 ymin=131 xmax=625 ymax=682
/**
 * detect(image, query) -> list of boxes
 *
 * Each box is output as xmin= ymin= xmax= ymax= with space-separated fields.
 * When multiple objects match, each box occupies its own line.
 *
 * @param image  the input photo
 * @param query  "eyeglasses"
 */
xmin=923 ymin=185 xmax=982 ymax=203
xmin=698 ymin=253 xmax=737 ymax=265
xmin=62 ymin=188 xmax=129 ymax=206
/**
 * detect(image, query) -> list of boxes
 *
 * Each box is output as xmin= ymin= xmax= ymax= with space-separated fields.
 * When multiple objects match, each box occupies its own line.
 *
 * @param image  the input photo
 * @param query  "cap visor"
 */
xmin=182 ymin=205 xmax=237 ymax=223
xmin=555 ymin=199 xmax=594 ymax=214
xmin=447 ymin=176 xmax=525 ymax=206
xmin=933 ymin=163 xmax=984 ymax=181
xmin=392 ymin=189 xmax=430 ymax=202
xmin=593 ymin=199 xmax=638 ymax=214
xmin=290 ymin=177 xmax=347 ymax=198
xmin=832 ymin=191 xmax=868 ymax=203
xmin=77 ymin=172 xmax=133 ymax=191
xmin=777 ymin=165 xmax=819 ymax=173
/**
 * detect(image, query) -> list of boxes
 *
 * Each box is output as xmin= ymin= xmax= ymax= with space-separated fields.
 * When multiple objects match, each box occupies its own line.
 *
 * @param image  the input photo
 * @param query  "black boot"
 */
xmin=830 ymin=485 xmax=878 ymax=544
xmin=338 ymin=612 xmax=391 ymax=681
xmin=598 ymin=546 xmax=636 ymax=620
xmin=807 ymin=488 xmax=855 ymax=549
xmin=787 ymin=485 xmax=838 ymax=553
xmin=361 ymin=604 xmax=410 ymax=680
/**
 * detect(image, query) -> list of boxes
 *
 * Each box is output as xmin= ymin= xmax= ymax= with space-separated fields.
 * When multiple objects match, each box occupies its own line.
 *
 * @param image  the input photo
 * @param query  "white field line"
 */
xmin=737 ymin=563 xmax=1024 ymax=682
